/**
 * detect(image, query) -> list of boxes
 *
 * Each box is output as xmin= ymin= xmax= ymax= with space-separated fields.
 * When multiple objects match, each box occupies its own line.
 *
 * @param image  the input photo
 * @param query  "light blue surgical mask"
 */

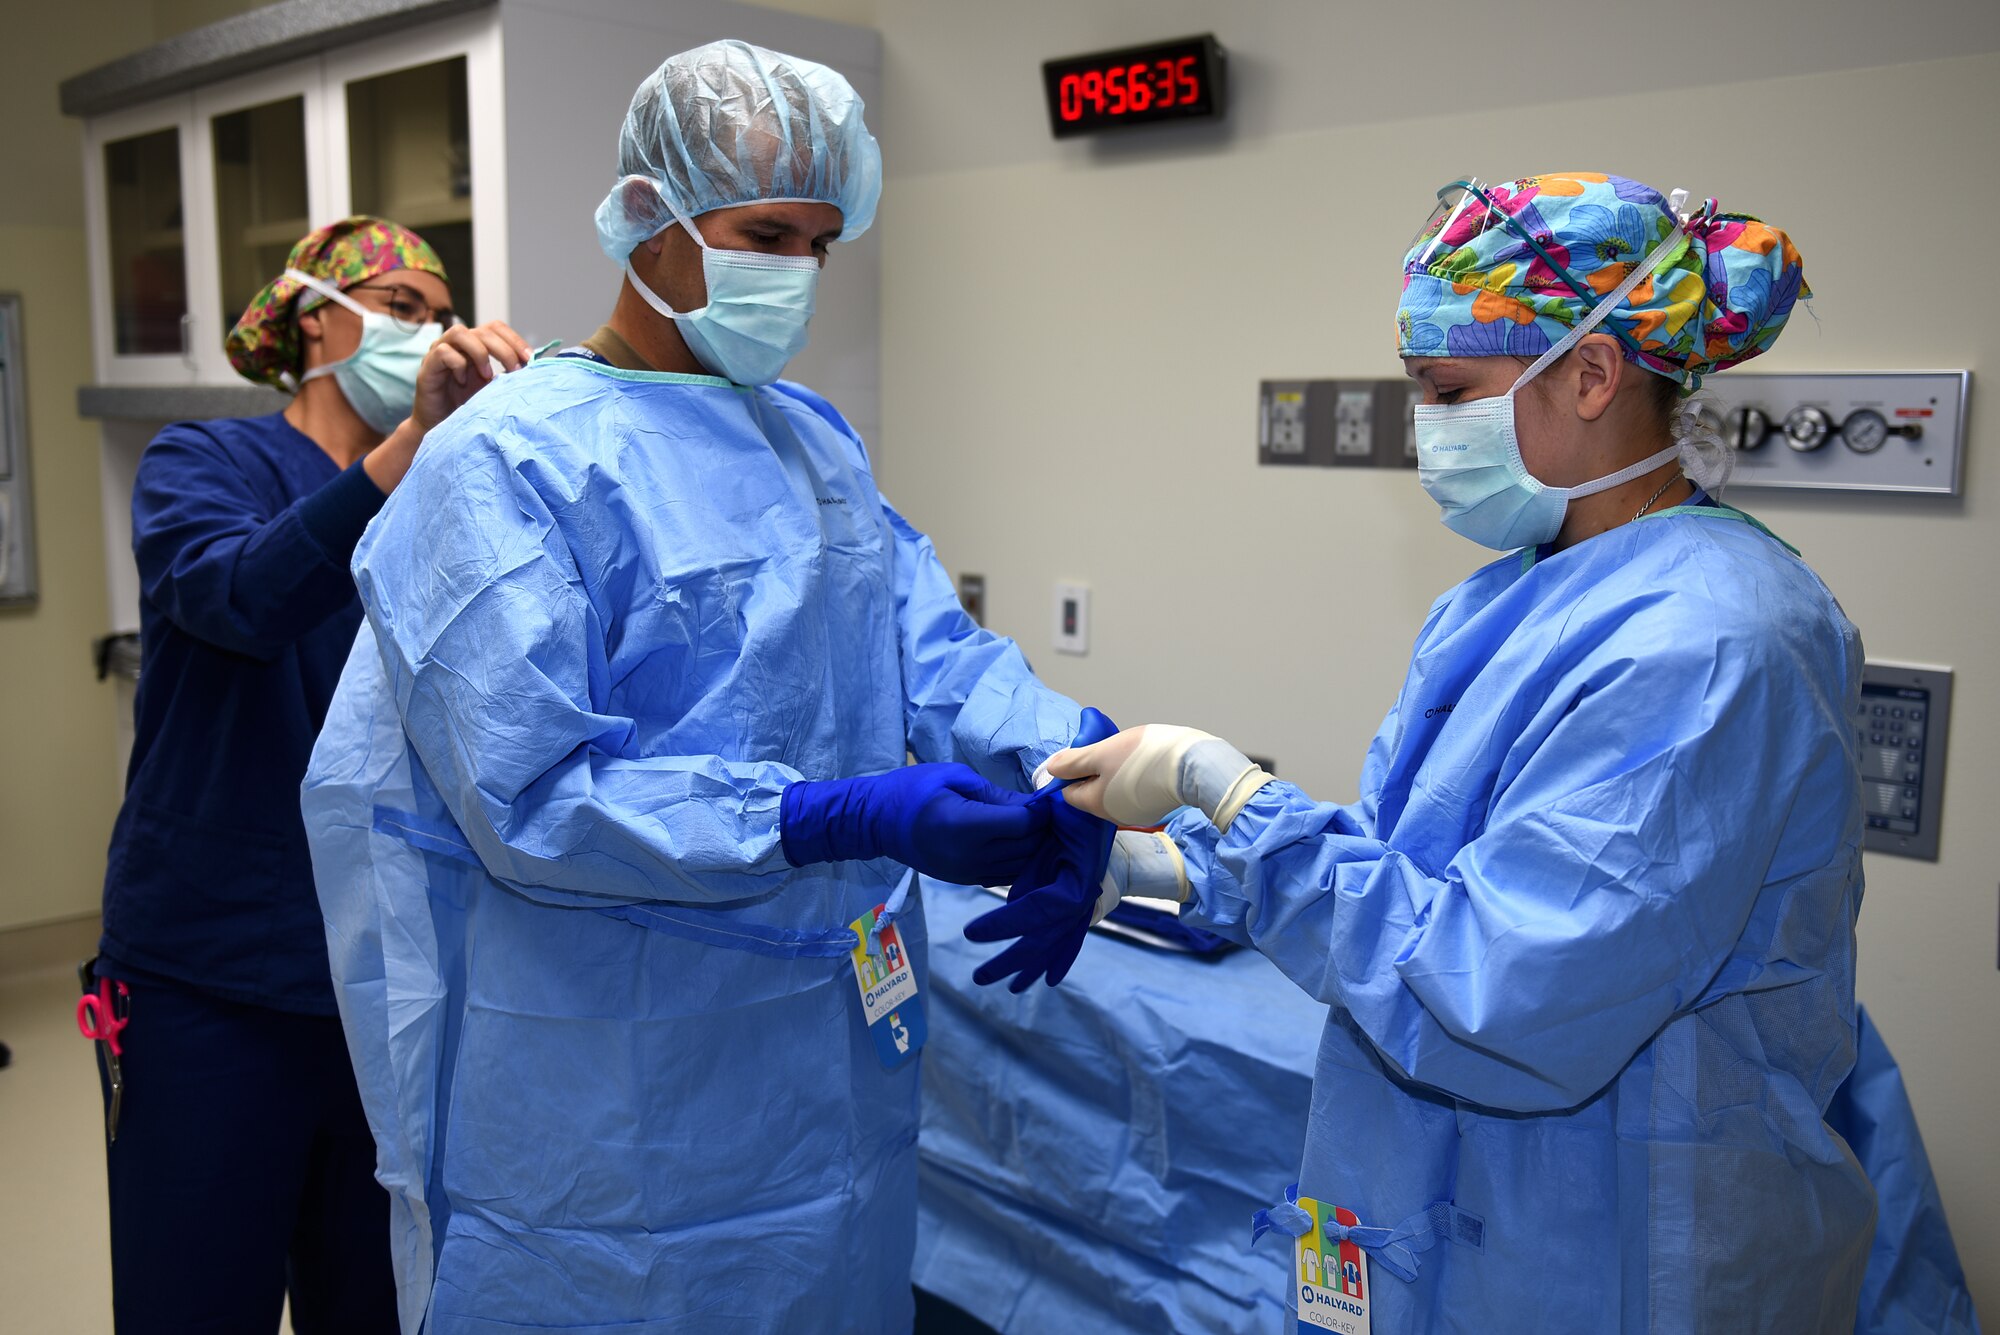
xmin=1413 ymin=212 xmax=1690 ymax=551
xmin=620 ymin=190 xmax=821 ymax=386
xmin=288 ymin=270 xmax=442 ymax=435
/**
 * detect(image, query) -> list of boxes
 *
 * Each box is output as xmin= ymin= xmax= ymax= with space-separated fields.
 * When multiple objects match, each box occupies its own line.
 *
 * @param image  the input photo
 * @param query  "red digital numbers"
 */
xmin=1057 ymin=53 xmax=1203 ymax=122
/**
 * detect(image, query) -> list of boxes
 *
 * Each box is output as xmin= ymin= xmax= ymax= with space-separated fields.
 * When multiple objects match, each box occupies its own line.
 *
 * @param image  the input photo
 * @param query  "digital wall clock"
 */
xmin=1042 ymin=34 xmax=1227 ymax=139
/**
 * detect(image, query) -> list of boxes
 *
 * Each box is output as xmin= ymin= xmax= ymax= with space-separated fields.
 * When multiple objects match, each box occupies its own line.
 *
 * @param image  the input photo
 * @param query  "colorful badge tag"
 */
xmin=848 ymin=905 xmax=925 ymax=1071
xmin=1294 ymin=1197 xmax=1370 ymax=1334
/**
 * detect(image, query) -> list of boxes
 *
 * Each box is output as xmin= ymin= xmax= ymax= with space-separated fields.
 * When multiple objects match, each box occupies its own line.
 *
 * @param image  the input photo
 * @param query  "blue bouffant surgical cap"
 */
xmin=594 ymin=39 xmax=882 ymax=261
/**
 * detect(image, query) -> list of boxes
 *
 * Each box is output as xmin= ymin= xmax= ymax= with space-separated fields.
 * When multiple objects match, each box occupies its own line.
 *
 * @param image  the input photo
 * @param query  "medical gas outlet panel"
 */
xmin=1703 ymin=371 xmax=1970 ymax=496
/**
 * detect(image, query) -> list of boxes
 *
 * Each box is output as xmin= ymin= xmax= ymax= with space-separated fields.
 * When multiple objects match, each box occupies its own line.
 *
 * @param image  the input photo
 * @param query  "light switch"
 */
xmin=957 ymin=573 xmax=986 ymax=627
xmin=1053 ymin=580 xmax=1090 ymax=656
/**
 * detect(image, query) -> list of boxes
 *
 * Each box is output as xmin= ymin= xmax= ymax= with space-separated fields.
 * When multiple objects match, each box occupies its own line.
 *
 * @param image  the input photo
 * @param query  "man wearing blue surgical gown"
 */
xmin=302 ymin=42 xmax=1082 ymax=1333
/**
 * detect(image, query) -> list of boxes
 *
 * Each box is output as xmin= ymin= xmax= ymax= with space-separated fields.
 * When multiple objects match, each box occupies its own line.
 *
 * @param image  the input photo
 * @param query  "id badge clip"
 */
xmin=848 ymin=904 xmax=926 ymax=1071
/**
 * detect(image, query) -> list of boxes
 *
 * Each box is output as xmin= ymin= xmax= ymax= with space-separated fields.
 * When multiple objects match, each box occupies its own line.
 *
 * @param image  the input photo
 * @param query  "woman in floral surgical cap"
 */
xmin=986 ymin=173 xmax=1898 ymax=1332
xmin=89 ymin=216 xmax=530 ymax=1333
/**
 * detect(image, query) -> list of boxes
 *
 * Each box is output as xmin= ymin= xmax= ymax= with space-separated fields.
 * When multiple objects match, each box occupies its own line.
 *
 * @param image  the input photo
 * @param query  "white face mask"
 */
xmin=619 ymin=185 xmax=822 ymax=386
xmin=287 ymin=270 xmax=443 ymax=435
xmin=1412 ymin=202 xmax=1692 ymax=551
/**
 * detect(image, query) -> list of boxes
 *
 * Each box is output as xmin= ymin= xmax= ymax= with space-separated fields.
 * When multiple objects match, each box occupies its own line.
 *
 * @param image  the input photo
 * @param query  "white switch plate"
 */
xmin=1053 ymin=580 xmax=1090 ymax=656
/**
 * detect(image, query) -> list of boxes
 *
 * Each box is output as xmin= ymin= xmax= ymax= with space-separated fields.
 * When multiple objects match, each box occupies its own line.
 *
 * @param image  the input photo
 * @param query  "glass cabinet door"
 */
xmin=345 ymin=56 xmax=474 ymax=319
xmin=103 ymin=126 xmax=189 ymax=357
xmin=211 ymin=95 xmax=309 ymax=332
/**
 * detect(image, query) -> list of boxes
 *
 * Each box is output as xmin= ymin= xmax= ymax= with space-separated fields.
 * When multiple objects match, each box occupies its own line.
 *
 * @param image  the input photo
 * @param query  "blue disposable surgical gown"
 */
xmin=302 ymin=357 xmax=1080 ymax=1334
xmin=1829 ymin=1007 xmax=1983 ymax=1335
xmin=1172 ymin=504 xmax=1876 ymax=1333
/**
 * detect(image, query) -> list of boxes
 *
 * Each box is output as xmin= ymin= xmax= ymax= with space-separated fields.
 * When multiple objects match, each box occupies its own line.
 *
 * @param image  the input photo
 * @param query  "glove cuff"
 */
xmin=1101 ymin=829 xmax=1188 ymax=922
xmin=1209 ymin=764 xmax=1276 ymax=833
xmin=1179 ymin=736 xmax=1272 ymax=832
xmin=778 ymin=781 xmax=828 ymax=866
xmin=779 ymin=778 xmax=876 ymax=866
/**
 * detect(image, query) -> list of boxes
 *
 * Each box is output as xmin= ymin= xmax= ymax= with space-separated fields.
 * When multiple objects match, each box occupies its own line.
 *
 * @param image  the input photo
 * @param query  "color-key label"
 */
xmin=1294 ymin=1198 xmax=1370 ymax=1335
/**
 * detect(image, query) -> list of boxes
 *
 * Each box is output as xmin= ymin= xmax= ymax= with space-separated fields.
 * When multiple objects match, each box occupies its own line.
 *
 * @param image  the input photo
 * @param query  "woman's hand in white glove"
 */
xmin=1047 ymin=725 xmax=1272 ymax=831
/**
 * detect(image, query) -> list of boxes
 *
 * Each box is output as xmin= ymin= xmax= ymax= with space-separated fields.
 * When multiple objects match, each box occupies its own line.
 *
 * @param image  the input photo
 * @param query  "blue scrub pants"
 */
xmin=93 ymin=972 xmax=398 ymax=1334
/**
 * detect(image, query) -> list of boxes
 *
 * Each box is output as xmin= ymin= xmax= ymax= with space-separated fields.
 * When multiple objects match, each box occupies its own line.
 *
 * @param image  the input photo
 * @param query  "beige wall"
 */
xmin=0 ymin=0 xmax=270 ymax=934
xmin=0 ymin=3 xmax=148 ymax=933
xmin=755 ymin=0 xmax=878 ymax=28
xmin=865 ymin=5 xmax=2000 ymax=1312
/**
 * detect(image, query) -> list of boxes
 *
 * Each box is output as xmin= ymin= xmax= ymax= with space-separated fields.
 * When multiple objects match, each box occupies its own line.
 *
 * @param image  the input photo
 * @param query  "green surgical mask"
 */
xmin=288 ymin=270 xmax=443 ymax=435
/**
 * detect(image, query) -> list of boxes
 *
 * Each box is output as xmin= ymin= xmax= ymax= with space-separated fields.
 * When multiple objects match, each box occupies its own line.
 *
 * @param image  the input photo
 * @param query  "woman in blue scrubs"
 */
xmin=91 ymin=216 xmax=530 ymax=1333
xmin=1027 ymin=174 xmax=1878 ymax=1332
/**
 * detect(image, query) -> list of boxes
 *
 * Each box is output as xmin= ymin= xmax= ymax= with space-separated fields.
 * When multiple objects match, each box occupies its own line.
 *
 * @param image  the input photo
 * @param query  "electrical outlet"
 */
xmin=1260 ymin=382 xmax=1310 ymax=462
xmin=1260 ymin=377 xmax=1430 ymax=470
xmin=1334 ymin=388 xmax=1373 ymax=457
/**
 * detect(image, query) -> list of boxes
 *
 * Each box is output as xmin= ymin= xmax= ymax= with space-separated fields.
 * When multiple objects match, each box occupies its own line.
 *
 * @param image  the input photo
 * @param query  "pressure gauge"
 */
xmin=1841 ymin=408 xmax=1889 ymax=454
xmin=1784 ymin=405 xmax=1832 ymax=452
xmin=1838 ymin=407 xmax=1922 ymax=453
xmin=1728 ymin=406 xmax=1771 ymax=451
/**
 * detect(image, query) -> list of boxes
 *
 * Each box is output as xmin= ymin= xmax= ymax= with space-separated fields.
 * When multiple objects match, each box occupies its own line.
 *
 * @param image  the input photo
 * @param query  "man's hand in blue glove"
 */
xmin=964 ymin=708 xmax=1120 ymax=992
xmin=780 ymin=762 xmax=1049 ymax=887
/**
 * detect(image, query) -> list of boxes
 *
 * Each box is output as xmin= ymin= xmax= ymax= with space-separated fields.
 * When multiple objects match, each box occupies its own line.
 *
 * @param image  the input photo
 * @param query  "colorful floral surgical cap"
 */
xmin=225 ymin=216 xmax=448 ymax=389
xmin=1397 ymin=173 xmax=1808 ymax=387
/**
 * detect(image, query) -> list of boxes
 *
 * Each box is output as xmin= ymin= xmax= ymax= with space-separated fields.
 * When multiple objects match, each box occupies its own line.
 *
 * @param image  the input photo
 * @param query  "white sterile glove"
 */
xmin=1094 ymin=829 xmax=1188 ymax=922
xmin=1047 ymin=725 xmax=1274 ymax=832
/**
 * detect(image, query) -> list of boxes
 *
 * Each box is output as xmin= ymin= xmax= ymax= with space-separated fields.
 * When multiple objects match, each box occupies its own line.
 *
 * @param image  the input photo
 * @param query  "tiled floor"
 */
xmin=0 ymin=963 xmax=118 ymax=1331
xmin=0 ymin=964 xmax=295 ymax=1333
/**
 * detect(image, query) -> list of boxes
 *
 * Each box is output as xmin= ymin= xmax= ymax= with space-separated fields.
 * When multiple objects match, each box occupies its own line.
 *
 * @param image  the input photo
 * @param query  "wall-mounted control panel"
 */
xmin=1705 ymin=371 xmax=1969 ymax=495
xmin=1258 ymin=379 xmax=1419 ymax=470
xmin=1856 ymin=661 xmax=1952 ymax=861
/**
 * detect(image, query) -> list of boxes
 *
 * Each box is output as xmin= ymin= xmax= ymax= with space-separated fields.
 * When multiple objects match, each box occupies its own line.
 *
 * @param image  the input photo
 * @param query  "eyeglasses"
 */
xmin=1409 ymin=177 xmax=1655 ymax=365
xmin=347 ymin=281 xmax=457 ymax=334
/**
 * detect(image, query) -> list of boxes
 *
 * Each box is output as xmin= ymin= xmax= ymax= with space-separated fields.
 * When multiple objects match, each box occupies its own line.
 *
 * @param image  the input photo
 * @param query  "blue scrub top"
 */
xmin=100 ymin=412 xmax=387 ymax=1013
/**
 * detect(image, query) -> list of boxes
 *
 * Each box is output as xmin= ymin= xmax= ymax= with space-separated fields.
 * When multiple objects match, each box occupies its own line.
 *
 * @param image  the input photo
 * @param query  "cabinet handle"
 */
xmin=180 ymin=312 xmax=196 ymax=370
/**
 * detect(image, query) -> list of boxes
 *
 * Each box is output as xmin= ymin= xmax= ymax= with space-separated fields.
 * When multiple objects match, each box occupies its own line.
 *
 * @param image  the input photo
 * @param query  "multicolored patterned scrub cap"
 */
xmin=1397 ymin=173 xmax=1808 ymax=388
xmin=224 ymin=216 xmax=448 ymax=389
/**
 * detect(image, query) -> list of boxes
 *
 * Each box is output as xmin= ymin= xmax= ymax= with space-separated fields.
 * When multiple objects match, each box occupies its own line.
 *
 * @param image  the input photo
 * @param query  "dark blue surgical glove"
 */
xmin=964 ymin=708 xmax=1119 ymax=992
xmin=780 ymin=762 xmax=1050 ymax=886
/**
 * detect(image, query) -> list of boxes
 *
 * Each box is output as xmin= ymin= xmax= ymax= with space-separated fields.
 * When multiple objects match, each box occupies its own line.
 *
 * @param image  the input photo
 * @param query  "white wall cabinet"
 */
xmin=81 ymin=12 xmax=502 ymax=387
xmin=66 ymin=0 xmax=882 ymax=657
